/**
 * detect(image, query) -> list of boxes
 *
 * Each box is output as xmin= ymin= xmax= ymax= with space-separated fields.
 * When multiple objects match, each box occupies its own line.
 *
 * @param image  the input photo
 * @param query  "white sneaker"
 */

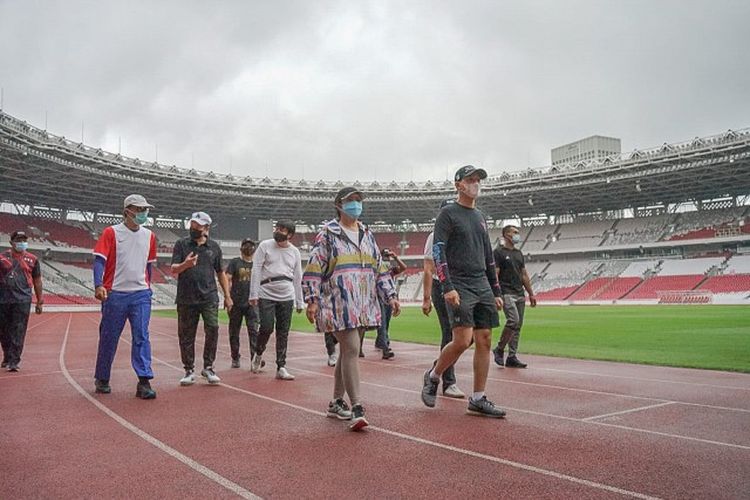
xmin=443 ymin=384 xmax=466 ymax=398
xmin=276 ymin=367 xmax=295 ymax=380
xmin=327 ymin=353 xmax=338 ymax=367
xmin=251 ymin=355 xmax=263 ymax=373
xmin=179 ymin=371 xmax=195 ymax=386
xmin=201 ymin=368 xmax=221 ymax=385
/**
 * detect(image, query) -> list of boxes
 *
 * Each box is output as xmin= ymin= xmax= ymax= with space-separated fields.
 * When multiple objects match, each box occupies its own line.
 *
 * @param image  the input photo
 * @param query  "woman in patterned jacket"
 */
xmin=303 ymin=186 xmax=400 ymax=431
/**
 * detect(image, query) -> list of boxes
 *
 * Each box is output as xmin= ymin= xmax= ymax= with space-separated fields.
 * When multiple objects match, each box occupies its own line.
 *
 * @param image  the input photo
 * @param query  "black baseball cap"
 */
xmin=10 ymin=231 xmax=28 ymax=241
xmin=454 ymin=165 xmax=487 ymax=182
xmin=241 ymin=238 xmax=256 ymax=247
xmin=334 ymin=186 xmax=364 ymax=203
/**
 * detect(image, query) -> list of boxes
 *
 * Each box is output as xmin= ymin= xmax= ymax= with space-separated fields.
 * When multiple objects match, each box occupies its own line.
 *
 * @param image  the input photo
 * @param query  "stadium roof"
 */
xmin=1 ymin=110 xmax=749 ymax=224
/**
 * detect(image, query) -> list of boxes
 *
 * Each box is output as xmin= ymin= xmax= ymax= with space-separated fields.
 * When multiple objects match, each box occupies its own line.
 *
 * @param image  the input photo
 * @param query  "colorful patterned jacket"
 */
xmin=302 ymin=219 xmax=396 ymax=333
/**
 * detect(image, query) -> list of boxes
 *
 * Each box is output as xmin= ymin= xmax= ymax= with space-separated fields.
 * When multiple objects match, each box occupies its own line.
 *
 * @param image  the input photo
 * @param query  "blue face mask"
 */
xmin=128 ymin=209 xmax=149 ymax=225
xmin=342 ymin=200 xmax=363 ymax=219
xmin=511 ymin=234 xmax=521 ymax=245
xmin=14 ymin=242 xmax=29 ymax=252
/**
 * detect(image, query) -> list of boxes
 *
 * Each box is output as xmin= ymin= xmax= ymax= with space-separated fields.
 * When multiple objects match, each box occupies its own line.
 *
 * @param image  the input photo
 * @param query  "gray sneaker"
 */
xmin=326 ymin=399 xmax=352 ymax=420
xmin=201 ymin=368 xmax=221 ymax=385
xmin=421 ymin=369 xmax=439 ymax=407
xmin=467 ymin=396 xmax=506 ymax=418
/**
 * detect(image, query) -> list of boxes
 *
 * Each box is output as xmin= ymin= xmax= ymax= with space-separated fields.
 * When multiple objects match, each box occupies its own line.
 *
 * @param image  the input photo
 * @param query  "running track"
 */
xmin=1 ymin=312 xmax=749 ymax=499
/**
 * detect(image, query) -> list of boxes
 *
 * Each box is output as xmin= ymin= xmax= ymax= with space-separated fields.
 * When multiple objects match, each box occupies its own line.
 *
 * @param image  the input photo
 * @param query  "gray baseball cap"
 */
xmin=123 ymin=194 xmax=154 ymax=208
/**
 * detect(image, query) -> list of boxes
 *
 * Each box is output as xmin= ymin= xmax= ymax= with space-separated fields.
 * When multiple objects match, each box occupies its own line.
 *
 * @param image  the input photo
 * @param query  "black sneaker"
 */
xmin=505 ymin=356 xmax=527 ymax=368
xmin=467 ymin=396 xmax=506 ymax=418
xmin=7 ymin=363 xmax=19 ymax=372
xmin=358 ymin=350 xmax=365 ymax=358
xmin=231 ymin=358 xmax=241 ymax=369
xmin=382 ymin=349 xmax=395 ymax=360
xmin=421 ymin=369 xmax=439 ymax=407
xmin=493 ymin=347 xmax=504 ymax=367
xmin=95 ymin=379 xmax=111 ymax=394
xmin=0 ymin=360 xmax=7 ymax=368
xmin=349 ymin=404 xmax=368 ymax=431
xmin=135 ymin=380 xmax=157 ymax=399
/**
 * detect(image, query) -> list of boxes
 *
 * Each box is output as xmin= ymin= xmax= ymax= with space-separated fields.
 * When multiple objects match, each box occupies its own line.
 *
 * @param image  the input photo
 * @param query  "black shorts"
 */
xmin=445 ymin=279 xmax=501 ymax=330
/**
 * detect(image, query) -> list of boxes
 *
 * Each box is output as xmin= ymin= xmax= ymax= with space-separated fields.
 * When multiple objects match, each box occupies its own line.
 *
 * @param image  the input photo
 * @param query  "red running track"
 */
xmin=1 ymin=312 xmax=749 ymax=499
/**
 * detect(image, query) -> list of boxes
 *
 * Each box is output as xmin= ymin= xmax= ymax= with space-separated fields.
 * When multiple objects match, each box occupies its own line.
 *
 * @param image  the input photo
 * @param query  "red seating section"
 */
xmin=623 ymin=275 xmax=703 ymax=299
xmin=536 ymin=285 xmax=579 ymax=301
xmin=595 ymin=277 xmax=643 ymax=300
xmin=698 ymin=274 xmax=750 ymax=293
xmin=669 ymin=228 xmax=716 ymax=241
xmin=0 ymin=212 xmax=96 ymax=248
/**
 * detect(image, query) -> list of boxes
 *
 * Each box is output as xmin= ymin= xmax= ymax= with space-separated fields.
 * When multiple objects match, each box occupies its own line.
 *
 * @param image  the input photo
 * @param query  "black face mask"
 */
xmin=273 ymin=232 xmax=287 ymax=243
xmin=190 ymin=229 xmax=204 ymax=240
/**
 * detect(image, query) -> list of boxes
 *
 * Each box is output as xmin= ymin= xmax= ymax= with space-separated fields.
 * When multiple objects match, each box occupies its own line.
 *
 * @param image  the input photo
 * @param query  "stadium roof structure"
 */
xmin=1 ymin=110 xmax=749 ymax=225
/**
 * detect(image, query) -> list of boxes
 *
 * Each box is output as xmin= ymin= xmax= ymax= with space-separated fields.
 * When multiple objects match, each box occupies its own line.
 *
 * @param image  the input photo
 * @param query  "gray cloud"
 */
xmin=1 ymin=0 xmax=748 ymax=182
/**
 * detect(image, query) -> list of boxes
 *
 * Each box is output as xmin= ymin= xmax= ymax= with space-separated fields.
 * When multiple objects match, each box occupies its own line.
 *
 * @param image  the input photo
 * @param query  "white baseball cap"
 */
xmin=123 ymin=194 xmax=154 ymax=208
xmin=190 ymin=211 xmax=212 ymax=226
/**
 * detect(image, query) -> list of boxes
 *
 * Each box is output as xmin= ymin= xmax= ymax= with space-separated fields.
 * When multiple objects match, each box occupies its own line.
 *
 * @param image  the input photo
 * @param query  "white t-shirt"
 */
xmin=93 ymin=223 xmax=157 ymax=292
xmin=249 ymin=239 xmax=304 ymax=308
xmin=341 ymin=226 xmax=360 ymax=247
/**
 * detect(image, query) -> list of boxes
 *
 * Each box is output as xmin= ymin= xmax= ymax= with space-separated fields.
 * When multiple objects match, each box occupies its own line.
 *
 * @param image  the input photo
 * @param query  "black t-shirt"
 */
xmin=171 ymin=237 xmax=223 ymax=305
xmin=494 ymin=245 xmax=526 ymax=295
xmin=225 ymin=257 xmax=253 ymax=304
xmin=432 ymin=203 xmax=501 ymax=297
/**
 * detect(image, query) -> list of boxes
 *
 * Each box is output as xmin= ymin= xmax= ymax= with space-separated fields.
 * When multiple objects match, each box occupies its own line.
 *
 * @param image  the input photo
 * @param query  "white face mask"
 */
xmin=462 ymin=183 xmax=480 ymax=199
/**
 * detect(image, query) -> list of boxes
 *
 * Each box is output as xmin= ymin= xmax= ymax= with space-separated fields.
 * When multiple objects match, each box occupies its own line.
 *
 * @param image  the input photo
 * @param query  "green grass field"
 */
xmin=155 ymin=305 xmax=750 ymax=372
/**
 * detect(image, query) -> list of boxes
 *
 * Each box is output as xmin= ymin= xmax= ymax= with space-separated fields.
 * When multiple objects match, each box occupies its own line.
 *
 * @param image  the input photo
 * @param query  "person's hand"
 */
xmin=248 ymin=298 xmax=258 ymax=307
xmin=444 ymin=290 xmax=460 ymax=308
xmin=529 ymin=295 xmax=537 ymax=308
xmin=421 ymin=298 xmax=432 ymax=316
xmin=306 ymin=302 xmax=318 ymax=323
xmin=184 ymin=252 xmax=198 ymax=268
xmin=224 ymin=296 xmax=233 ymax=313
xmin=95 ymin=286 xmax=108 ymax=302
xmin=390 ymin=298 xmax=401 ymax=317
xmin=296 ymin=307 xmax=303 ymax=314
xmin=35 ymin=301 xmax=44 ymax=315
xmin=495 ymin=296 xmax=504 ymax=310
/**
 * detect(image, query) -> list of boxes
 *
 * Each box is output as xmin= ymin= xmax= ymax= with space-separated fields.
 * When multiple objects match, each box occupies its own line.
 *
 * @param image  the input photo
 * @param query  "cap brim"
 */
xmin=337 ymin=190 xmax=364 ymax=202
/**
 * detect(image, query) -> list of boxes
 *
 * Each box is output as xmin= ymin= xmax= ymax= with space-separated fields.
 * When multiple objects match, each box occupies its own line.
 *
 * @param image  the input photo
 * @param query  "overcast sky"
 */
xmin=1 ymin=0 xmax=748 ymax=182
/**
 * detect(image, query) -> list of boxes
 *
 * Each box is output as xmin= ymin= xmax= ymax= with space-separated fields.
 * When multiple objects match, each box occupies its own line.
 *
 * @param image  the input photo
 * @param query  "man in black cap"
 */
xmin=224 ymin=238 xmax=262 ymax=368
xmin=420 ymin=166 xmax=506 ymax=418
xmin=0 ymin=231 xmax=44 ymax=372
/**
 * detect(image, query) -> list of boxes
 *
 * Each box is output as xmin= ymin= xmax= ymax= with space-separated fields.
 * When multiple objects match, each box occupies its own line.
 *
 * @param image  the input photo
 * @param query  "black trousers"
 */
xmin=431 ymin=282 xmax=456 ymax=388
xmin=177 ymin=302 xmax=219 ymax=371
xmin=256 ymin=299 xmax=294 ymax=369
xmin=0 ymin=302 xmax=31 ymax=366
xmin=228 ymin=304 xmax=258 ymax=360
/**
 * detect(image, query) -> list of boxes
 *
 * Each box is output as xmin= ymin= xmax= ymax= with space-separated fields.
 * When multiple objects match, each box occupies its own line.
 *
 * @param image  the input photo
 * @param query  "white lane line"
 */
xmin=62 ymin=314 xmax=261 ymax=500
xmin=146 ymin=325 xmax=750 ymax=451
xmin=0 ymin=367 xmax=87 ymax=381
xmin=142 ymin=345 xmax=661 ymax=500
xmin=357 ymin=356 xmax=750 ymax=414
xmin=582 ymin=402 xmax=677 ymax=422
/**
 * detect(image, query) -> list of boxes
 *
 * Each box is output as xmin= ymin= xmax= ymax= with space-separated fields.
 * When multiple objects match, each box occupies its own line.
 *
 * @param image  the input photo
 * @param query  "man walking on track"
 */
xmin=249 ymin=220 xmax=304 ymax=381
xmin=493 ymin=224 xmax=536 ymax=369
xmin=225 ymin=238 xmax=262 ymax=369
xmin=172 ymin=211 xmax=233 ymax=387
xmin=92 ymin=194 xmax=157 ymax=399
xmin=0 ymin=231 xmax=44 ymax=372
xmin=421 ymin=199 xmax=465 ymax=399
xmin=420 ymin=166 xmax=506 ymax=418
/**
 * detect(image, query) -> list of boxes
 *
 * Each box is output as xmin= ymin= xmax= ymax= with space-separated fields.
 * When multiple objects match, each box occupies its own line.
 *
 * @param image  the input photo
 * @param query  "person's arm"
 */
xmin=391 ymin=254 xmax=407 ymax=276
xmin=32 ymin=260 xmax=43 ymax=314
xmin=485 ymin=237 xmax=502 ymax=299
xmin=522 ymin=267 xmax=536 ymax=307
xmin=170 ymin=241 xmax=196 ymax=275
xmin=302 ymin=230 xmax=331 ymax=324
xmin=422 ymin=258 xmax=434 ymax=316
xmin=248 ymin=243 xmax=266 ymax=304
xmin=374 ymin=240 xmax=400 ymax=316
xmin=293 ymin=248 xmax=304 ymax=311
xmin=224 ymin=260 xmax=234 ymax=292
xmin=214 ymin=246 xmax=232 ymax=311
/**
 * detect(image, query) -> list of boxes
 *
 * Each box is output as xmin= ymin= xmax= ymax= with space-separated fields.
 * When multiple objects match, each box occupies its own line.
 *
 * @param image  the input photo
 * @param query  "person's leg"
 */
xmin=0 ymin=303 xmax=10 ymax=366
xmin=274 ymin=300 xmax=294 ymax=369
xmin=177 ymin=304 xmax=200 ymax=372
xmin=495 ymin=294 xmax=520 ymax=359
xmin=432 ymin=284 xmax=456 ymax=388
xmin=7 ymin=303 xmax=31 ymax=367
xmin=200 ymin=302 xmax=220 ymax=369
xmin=375 ymin=302 xmax=390 ymax=350
xmin=95 ymin=294 xmax=129 ymax=381
xmin=246 ymin=304 xmax=259 ymax=359
xmin=332 ymin=328 xmax=362 ymax=406
xmin=472 ymin=328 xmax=492 ymax=393
xmin=507 ymin=297 xmax=526 ymax=358
xmin=433 ymin=326 xmax=473 ymax=376
xmin=358 ymin=328 xmax=365 ymax=357
xmin=255 ymin=299 xmax=276 ymax=358
xmin=332 ymin=332 xmax=346 ymax=400
xmin=127 ymin=290 xmax=154 ymax=379
xmin=227 ymin=304 xmax=243 ymax=361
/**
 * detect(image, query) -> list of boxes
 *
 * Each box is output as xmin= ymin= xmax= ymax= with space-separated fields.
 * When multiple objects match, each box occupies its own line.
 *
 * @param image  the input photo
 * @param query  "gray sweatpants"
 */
xmin=332 ymin=328 xmax=362 ymax=406
xmin=496 ymin=293 xmax=526 ymax=357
